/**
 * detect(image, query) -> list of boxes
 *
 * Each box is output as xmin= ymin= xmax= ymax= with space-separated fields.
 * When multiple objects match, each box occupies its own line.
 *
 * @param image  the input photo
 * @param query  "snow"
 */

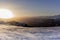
xmin=0 ymin=25 xmax=60 ymax=40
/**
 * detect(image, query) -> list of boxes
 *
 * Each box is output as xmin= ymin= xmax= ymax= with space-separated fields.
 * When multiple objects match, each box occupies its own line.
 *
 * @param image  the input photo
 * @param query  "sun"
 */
xmin=0 ymin=9 xmax=14 ymax=19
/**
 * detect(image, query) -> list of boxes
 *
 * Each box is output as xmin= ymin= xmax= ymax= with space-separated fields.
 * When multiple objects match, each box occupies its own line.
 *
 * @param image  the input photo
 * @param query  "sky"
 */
xmin=0 ymin=0 xmax=60 ymax=17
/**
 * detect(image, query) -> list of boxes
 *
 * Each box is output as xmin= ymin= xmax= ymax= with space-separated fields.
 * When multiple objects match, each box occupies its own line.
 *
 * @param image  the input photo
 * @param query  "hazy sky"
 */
xmin=0 ymin=0 xmax=60 ymax=17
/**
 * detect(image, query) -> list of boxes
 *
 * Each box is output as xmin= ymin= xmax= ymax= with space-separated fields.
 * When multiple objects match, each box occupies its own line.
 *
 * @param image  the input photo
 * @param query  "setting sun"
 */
xmin=0 ymin=9 xmax=14 ymax=19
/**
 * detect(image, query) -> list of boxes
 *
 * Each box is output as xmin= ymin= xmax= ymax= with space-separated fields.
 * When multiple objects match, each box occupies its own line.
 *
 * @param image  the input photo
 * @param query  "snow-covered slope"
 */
xmin=0 ymin=25 xmax=60 ymax=40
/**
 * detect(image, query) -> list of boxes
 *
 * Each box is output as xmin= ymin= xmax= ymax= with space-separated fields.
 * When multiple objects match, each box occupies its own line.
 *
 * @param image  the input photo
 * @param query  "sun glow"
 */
xmin=0 ymin=9 xmax=14 ymax=19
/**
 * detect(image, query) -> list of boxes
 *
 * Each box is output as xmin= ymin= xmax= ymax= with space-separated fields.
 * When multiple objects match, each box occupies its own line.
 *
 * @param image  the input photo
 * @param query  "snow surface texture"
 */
xmin=0 ymin=25 xmax=59 ymax=40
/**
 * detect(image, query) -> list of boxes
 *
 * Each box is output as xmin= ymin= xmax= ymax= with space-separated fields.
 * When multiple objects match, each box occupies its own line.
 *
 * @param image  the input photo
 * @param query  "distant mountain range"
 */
xmin=0 ymin=15 xmax=60 ymax=27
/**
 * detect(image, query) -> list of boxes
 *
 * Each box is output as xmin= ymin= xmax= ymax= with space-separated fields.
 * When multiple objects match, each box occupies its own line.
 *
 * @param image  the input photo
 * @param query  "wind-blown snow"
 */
xmin=0 ymin=25 xmax=60 ymax=40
